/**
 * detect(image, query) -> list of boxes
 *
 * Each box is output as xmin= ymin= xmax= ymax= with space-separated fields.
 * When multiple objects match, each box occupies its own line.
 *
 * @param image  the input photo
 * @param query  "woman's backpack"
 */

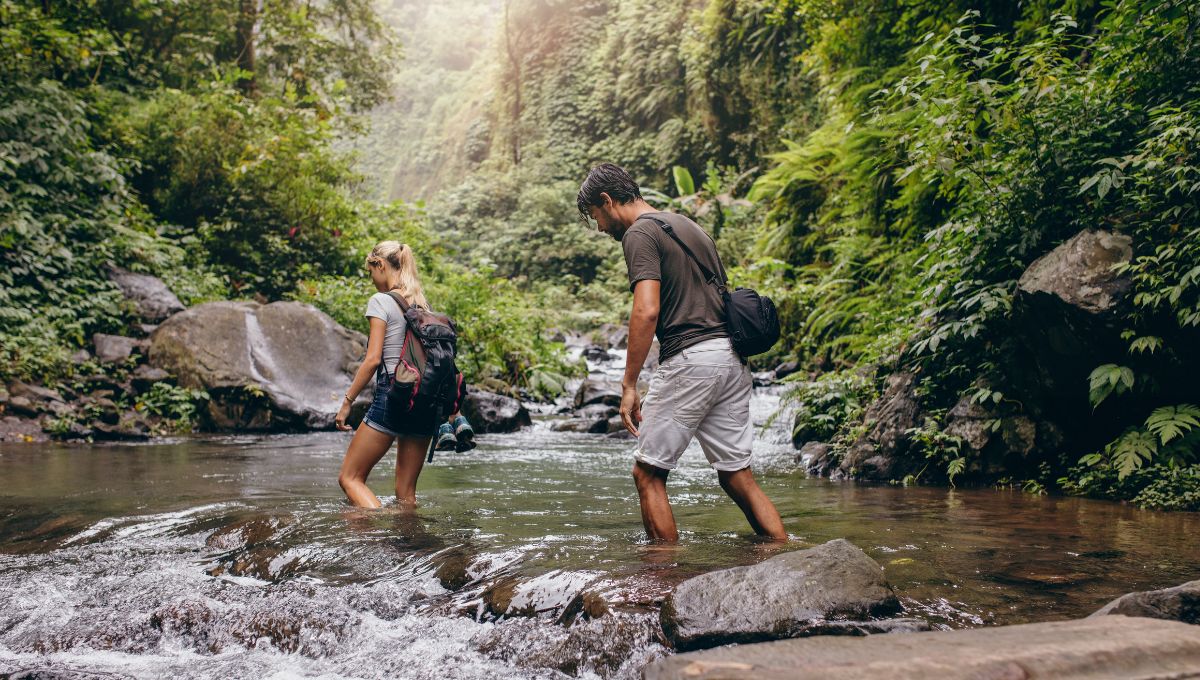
xmin=384 ymin=291 xmax=467 ymax=455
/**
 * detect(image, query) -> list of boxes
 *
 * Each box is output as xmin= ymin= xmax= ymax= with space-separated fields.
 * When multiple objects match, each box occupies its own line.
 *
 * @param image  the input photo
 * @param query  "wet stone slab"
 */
xmin=642 ymin=616 xmax=1200 ymax=680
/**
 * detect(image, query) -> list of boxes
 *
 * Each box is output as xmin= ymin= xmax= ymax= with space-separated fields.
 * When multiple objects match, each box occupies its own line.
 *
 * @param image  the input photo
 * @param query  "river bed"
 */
xmin=2 ymin=385 xmax=1198 ymax=679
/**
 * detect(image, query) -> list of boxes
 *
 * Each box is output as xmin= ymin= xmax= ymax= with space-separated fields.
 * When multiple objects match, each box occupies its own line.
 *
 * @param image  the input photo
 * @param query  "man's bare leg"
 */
xmin=717 ymin=467 xmax=787 ymax=540
xmin=632 ymin=461 xmax=679 ymax=542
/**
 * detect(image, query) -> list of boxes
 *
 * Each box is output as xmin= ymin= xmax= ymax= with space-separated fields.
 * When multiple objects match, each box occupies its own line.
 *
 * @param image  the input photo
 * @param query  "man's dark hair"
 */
xmin=577 ymin=163 xmax=642 ymax=221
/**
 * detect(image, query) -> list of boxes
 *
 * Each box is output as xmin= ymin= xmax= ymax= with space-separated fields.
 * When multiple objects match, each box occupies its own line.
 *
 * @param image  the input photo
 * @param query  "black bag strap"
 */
xmin=644 ymin=216 xmax=728 ymax=295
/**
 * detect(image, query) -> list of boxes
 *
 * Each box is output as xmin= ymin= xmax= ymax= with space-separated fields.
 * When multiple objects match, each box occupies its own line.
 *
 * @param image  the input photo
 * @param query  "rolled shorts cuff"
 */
xmin=362 ymin=417 xmax=401 ymax=438
xmin=708 ymin=456 xmax=752 ymax=473
xmin=633 ymin=449 xmax=678 ymax=471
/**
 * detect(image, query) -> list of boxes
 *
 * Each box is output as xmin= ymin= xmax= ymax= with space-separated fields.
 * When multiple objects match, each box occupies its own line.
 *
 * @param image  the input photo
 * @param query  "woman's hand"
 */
xmin=335 ymin=400 xmax=352 ymax=431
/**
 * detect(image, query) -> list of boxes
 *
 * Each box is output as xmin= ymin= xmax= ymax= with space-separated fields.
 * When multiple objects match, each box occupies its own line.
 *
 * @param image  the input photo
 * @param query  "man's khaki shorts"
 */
xmin=634 ymin=337 xmax=753 ymax=472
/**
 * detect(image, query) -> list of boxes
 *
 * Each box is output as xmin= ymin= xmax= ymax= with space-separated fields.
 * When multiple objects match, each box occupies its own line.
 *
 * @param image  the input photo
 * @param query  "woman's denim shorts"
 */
xmin=363 ymin=370 xmax=440 ymax=438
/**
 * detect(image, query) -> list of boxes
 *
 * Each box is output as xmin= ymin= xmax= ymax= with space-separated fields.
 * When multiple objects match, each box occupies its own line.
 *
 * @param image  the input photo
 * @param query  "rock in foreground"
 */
xmin=149 ymin=301 xmax=366 ymax=430
xmin=661 ymin=539 xmax=916 ymax=651
xmin=1091 ymin=579 xmax=1200 ymax=624
xmin=643 ymin=616 xmax=1200 ymax=680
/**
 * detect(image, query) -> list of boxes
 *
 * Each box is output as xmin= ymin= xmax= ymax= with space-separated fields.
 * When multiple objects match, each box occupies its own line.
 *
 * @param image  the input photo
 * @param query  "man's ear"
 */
xmin=598 ymin=191 xmax=614 ymax=210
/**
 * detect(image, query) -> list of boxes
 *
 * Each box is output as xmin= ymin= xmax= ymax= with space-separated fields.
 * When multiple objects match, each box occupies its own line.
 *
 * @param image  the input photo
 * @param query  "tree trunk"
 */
xmin=504 ymin=0 xmax=522 ymax=165
xmin=235 ymin=0 xmax=258 ymax=95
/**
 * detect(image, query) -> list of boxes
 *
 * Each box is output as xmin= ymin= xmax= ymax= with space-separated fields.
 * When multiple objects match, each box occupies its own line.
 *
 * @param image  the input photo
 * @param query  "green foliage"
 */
xmin=1088 ymin=364 xmax=1136 ymax=408
xmin=785 ymin=370 xmax=873 ymax=445
xmin=137 ymin=383 xmax=210 ymax=427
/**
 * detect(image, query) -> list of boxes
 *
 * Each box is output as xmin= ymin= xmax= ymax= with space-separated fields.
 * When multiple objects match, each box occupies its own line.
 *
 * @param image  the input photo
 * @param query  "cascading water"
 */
xmin=2 ymin=348 xmax=1199 ymax=679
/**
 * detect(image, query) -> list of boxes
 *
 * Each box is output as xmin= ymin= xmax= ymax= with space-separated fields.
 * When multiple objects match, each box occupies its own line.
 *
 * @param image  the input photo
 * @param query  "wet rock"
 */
xmin=796 ymin=442 xmax=834 ymax=477
xmin=107 ymin=265 xmax=186 ymax=322
xmin=605 ymin=415 xmax=629 ymax=434
xmin=575 ymin=379 xmax=622 ymax=409
xmin=643 ymin=616 xmax=1200 ymax=680
xmin=462 ymin=389 xmax=531 ymax=433
xmin=474 ymin=611 xmax=664 ymax=678
xmin=93 ymin=333 xmax=144 ymax=364
xmin=607 ymin=428 xmax=635 ymax=440
xmin=838 ymin=373 xmax=919 ymax=481
xmin=206 ymin=516 xmax=288 ymax=551
xmin=0 ymin=415 xmax=49 ymax=442
xmin=149 ymin=301 xmax=366 ymax=431
xmin=550 ymin=418 xmax=608 ymax=434
xmin=433 ymin=547 xmax=475 ymax=591
xmin=774 ymin=360 xmax=800 ymax=381
xmin=584 ymin=344 xmax=615 ymax=363
xmin=752 ymin=371 xmax=775 ymax=387
xmin=91 ymin=410 xmax=153 ymax=441
xmin=130 ymin=364 xmax=172 ymax=393
xmin=660 ymin=539 xmax=905 ymax=651
xmin=482 ymin=571 xmax=600 ymax=620
xmin=1090 ymin=579 xmax=1200 ymax=624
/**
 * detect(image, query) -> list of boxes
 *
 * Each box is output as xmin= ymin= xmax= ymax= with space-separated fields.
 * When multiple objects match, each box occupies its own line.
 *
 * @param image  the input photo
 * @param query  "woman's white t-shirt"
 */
xmin=364 ymin=292 xmax=407 ymax=375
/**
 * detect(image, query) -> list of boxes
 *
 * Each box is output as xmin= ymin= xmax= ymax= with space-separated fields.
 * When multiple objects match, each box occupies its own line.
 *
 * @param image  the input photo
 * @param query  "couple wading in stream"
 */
xmin=335 ymin=163 xmax=786 ymax=544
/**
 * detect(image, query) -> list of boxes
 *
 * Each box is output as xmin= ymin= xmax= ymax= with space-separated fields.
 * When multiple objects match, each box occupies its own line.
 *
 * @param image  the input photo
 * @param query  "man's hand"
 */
xmin=620 ymin=383 xmax=642 ymax=436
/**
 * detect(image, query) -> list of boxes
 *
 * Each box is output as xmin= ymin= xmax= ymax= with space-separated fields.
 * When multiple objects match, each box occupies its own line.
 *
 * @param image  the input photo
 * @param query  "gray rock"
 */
xmin=130 ymin=364 xmax=172 ymax=393
xmin=943 ymin=395 xmax=1044 ymax=476
xmin=774 ymin=360 xmax=800 ymax=380
xmin=1090 ymin=579 xmax=1200 ymax=624
xmin=0 ymin=415 xmax=49 ymax=442
xmin=1013 ymin=229 xmax=1136 ymax=426
xmin=149 ymin=301 xmax=366 ymax=431
xmin=642 ymin=616 xmax=1200 ymax=680
xmin=574 ymin=379 xmax=622 ymax=409
xmin=69 ymin=349 xmax=92 ymax=364
xmin=583 ymin=344 xmax=615 ymax=363
xmin=9 ymin=381 xmax=64 ymax=403
xmin=549 ymin=418 xmax=607 ymax=434
xmin=462 ymin=389 xmax=531 ymax=433
xmin=796 ymin=442 xmax=834 ymax=477
xmin=7 ymin=396 xmax=40 ymax=417
xmin=93 ymin=333 xmax=143 ymax=364
xmin=838 ymin=373 xmax=919 ymax=481
xmin=606 ymin=415 xmax=629 ymax=434
xmin=660 ymin=539 xmax=904 ymax=651
xmin=1017 ymin=229 xmax=1133 ymax=315
xmin=107 ymin=265 xmax=186 ymax=322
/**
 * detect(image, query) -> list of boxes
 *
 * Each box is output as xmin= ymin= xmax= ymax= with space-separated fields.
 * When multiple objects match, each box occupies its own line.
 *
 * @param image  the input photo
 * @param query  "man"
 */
xmin=577 ymin=163 xmax=787 ymax=543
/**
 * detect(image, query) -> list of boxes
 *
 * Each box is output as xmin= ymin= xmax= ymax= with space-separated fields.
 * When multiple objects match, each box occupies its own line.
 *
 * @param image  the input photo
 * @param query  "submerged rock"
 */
xmin=463 ymin=389 xmax=531 ymax=433
xmin=1090 ymin=579 xmax=1200 ymax=624
xmin=660 ymin=539 xmax=913 ymax=651
xmin=643 ymin=616 xmax=1200 ymax=680
xmin=149 ymin=301 xmax=366 ymax=431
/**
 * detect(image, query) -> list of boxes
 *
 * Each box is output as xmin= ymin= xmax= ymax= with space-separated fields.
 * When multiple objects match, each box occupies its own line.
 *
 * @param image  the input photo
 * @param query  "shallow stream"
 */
xmin=2 ymin=375 xmax=1198 ymax=679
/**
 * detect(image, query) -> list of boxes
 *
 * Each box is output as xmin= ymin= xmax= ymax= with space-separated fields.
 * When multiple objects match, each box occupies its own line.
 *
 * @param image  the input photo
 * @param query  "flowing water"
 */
xmin=2 ymin=361 xmax=1199 ymax=679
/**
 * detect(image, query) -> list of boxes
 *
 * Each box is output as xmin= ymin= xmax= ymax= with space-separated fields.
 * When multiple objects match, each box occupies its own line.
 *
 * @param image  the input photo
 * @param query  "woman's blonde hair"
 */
xmin=366 ymin=241 xmax=429 ymax=308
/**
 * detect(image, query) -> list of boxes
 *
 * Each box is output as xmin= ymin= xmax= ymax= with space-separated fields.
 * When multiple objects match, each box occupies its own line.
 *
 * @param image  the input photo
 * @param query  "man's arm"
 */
xmin=621 ymin=279 xmax=660 ymax=436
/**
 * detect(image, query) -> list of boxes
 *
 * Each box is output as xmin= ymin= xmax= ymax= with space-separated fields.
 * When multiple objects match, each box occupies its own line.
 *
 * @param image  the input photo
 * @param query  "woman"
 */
xmin=335 ymin=240 xmax=439 ymax=508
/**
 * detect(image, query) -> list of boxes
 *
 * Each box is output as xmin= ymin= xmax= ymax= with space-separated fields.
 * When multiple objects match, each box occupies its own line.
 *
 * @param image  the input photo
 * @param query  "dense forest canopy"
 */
xmin=2 ymin=0 xmax=1198 ymax=508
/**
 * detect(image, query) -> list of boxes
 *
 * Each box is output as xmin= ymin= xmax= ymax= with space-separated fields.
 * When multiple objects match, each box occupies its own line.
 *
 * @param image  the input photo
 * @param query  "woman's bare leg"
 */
xmin=338 ymin=425 xmax=395 ymax=508
xmin=394 ymin=435 xmax=431 ymax=507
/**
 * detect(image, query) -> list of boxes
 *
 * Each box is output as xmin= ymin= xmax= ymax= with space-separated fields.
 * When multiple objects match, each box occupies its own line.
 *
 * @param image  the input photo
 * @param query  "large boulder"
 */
xmin=660 ymin=539 xmax=921 ymax=652
xmin=149 ymin=301 xmax=366 ymax=431
xmin=643 ymin=616 xmax=1200 ymax=680
xmin=574 ymin=379 xmax=622 ymax=409
xmin=1013 ymin=229 xmax=1134 ymax=437
xmin=462 ymin=389 xmax=531 ymax=433
xmin=1090 ymin=580 xmax=1200 ymax=624
xmin=107 ymin=266 xmax=185 ymax=322
xmin=837 ymin=373 xmax=920 ymax=481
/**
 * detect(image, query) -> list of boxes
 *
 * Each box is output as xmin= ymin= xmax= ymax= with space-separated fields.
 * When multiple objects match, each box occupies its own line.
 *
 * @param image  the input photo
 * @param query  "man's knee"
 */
xmin=717 ymin=466 xmax=753 ymax=492
xmin=632 ymin=460 xmax=667 ymax=488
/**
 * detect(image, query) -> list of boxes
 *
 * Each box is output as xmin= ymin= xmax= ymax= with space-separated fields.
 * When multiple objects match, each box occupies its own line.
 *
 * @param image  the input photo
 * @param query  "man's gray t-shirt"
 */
xmin=622 ymin=211 xmax=728 ymax=362
xmin=365 ymin=292 xmax=407 ymax=375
